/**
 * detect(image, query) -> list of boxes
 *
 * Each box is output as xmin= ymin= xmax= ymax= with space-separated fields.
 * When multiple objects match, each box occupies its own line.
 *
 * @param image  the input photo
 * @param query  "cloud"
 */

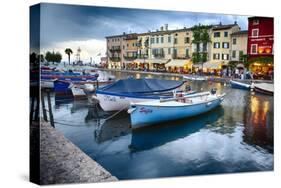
xmin=41 ymin=39 xmax=106 ymax=64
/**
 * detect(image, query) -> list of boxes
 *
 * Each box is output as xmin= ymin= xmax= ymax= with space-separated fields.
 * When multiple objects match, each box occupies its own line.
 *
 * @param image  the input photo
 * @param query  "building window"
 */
xmin=239 ymin=51 xmax=244 ymax=59
xmin=185 ymin=37 xmax=190 ymax=44
xmin=213 ymin=42 xmax=220 ymax=48
xmin=168 ymin=48 xmax=171 ymax=54
xmin=161 ymin=36 xmax=164 ymax=43
xmin=252 ymin=29 xmax=259 ymax=37
xmin=156 ymin=37 xmax=159 ymax=43
xmin=168 ymin=36 xmax=171 ymax=43
xmin=213 ymin=53 xmax=220 ymax=60
xmin=127 ymin=43 xmax=129 ymax=47
xmin=173 ymin=48 xmax=178 ymax=57
xmin=175 ymin=33 xmax=178 ymax=36
xmin=224 ymin=32 xmax=228 ymax=37
xmin=174 ymin=38 xmax=178 ymax=44
xmin=251 ymin=44 xmax=258 ymax=54
xmin=185 ymin=49 xmax=189 ymax=57
xmin=232 ymin=50 xmax=236 ymax=58
xmin=253 ymin=19 xmax=259 ymax=25
xmin=214 ymin=32 xmax=220 ymax=37
xmin=186 ymin=32 xmax=189 ymax=35
xmin=222 ymin=42 xmax=229 ymax=49
xmin=222 ymin=54 xmax=229 ymax=60
xmin=151 ymin=37 xmax=154 ymax=44
xmin=232 ymin=38 xmax=237 ymax=45
xmin=123 ymin=45 xmax=125 ymax=49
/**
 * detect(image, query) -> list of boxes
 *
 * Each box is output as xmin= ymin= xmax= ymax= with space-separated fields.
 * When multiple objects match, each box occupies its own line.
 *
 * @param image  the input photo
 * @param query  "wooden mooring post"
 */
xmin=41 ymin=89 xmax=55 ymax=127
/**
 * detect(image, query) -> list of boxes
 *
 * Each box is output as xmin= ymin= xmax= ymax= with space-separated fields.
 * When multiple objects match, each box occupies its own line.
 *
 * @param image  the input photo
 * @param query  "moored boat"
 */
xmin=128 ymin=91 xmax=225 ymax=129
xmin=96 ymin=78 xmax=190 ymax=111
xmin=183 ymin=75 xmax=207 ymax=81
xmin=254 ymin=83 xmax=274 ymax=95
xmin=230 ymin=80 xmax=253 ymax=90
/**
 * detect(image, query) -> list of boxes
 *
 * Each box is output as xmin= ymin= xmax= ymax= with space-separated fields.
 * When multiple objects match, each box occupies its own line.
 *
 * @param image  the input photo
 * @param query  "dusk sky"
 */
xmin=34 ymin=3 xmax=250 ymax=63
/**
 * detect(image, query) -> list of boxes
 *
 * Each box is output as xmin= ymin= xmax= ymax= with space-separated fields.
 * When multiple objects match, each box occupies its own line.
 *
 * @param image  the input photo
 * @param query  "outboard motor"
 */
xmin=210 ymin=88 xmax=217 ymax=95
xmin=185 ymin=85 xmax=191 ymax=92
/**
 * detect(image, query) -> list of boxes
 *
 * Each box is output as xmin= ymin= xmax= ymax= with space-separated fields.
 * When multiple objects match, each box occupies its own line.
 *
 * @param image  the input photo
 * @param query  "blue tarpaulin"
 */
xmin=97 ymin=78 xmax=184 ymax=94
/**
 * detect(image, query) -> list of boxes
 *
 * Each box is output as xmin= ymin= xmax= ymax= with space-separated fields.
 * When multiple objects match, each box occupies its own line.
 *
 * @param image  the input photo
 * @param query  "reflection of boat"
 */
xmin=254 ymin=83 xmax=274 ymax=96
xmin=183 ymin=75 xmax=207 ymax=81
xmin=96 ymin=78 xmax=186 ymax=111
xmin=130 ymin=107 xmax=224 ymax=152
xmin=230 ymin=80 xmax=252 ymax=90
xmin=93 ymin=111 xmax=131 ymax=144
xmin=128 ymin=91 xmax=225 ymax=129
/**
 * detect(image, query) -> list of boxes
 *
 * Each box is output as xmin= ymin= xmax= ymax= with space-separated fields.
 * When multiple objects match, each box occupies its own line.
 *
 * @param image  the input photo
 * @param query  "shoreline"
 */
xmin=97 ymin=68 xmax=274 ymax=84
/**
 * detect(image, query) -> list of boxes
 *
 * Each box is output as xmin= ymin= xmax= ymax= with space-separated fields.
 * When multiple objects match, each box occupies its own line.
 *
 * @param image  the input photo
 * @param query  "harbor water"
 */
xmin=52 ymin=71 xmax=273 ymax=180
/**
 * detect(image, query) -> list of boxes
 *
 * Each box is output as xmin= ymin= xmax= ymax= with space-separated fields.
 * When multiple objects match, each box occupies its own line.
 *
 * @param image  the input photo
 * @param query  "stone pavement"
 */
xmin=39 ymin=122 xmax=117 ymax=185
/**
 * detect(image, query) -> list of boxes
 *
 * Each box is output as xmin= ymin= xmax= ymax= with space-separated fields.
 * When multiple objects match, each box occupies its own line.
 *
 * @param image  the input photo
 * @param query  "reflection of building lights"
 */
xmin=251 ymin=96 xmax=259 ymax=113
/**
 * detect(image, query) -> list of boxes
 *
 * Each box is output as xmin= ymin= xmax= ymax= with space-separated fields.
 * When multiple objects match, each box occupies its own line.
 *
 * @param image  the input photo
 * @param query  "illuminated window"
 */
xmin=251 ymin=44 xmax=258 ymax=54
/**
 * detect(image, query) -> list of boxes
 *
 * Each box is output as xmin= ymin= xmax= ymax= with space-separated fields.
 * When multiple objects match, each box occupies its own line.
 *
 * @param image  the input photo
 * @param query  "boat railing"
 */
xmin=159 ymin=92 xmax=210 ymax=103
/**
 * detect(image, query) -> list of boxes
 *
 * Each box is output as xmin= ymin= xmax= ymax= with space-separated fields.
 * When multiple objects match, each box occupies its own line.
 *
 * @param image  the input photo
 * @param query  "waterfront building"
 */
xmin=106 ymin=34 xmax=125 ymax=69
xmin=230 ymin=30 xmax=248 ymax=63
xmin=165 ymin=27 xmax=193 ymax=73
xmin=209 ymin=22 xmax=240 ymax=72
xmin=123 ymin=34 xmax=138 ymax=69
xmin=247 ymin=16 xmax=274 ymax=77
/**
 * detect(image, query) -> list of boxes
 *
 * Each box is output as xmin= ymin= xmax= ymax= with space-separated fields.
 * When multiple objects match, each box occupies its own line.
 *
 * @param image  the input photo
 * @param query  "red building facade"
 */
xmin=247 ymin=17 xmax=274 ymax=78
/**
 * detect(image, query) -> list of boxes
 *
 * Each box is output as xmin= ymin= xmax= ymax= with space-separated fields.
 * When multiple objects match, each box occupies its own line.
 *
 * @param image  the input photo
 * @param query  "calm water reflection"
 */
xmin=53 ymin=71 xmax=273 ymax=180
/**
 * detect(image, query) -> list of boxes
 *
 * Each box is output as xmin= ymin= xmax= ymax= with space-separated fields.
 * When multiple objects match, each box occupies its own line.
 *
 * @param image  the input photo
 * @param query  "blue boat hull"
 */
xmin=230 ymin=80 xmax=251 ymax=90
xmin=130 ymin=97 xmax=223 ymax=129
xmin=53 ymin=80 xmax=72 ymax=95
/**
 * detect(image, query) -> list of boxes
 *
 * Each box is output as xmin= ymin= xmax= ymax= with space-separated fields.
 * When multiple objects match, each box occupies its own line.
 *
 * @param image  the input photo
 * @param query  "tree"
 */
xmin=65 ymin=48 xmax=73 ymax=65
xmin=191 ymin=24 xmax=211 ymax=73
xmin=45 ymin=51 xmax=62 ymax=64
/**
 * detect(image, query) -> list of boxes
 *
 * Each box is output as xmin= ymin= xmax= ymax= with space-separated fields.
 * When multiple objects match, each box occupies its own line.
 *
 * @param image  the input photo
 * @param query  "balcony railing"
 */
xmin=109 ymin=47 xmax=121 ymax=53
xmin=152 ymin=54 xmax=165 ymax=59
xmin=123 ymin=56 xmax=138 ymax=61
xmin=137 ymin=54 xmax=148 ymax=59
xmin=109 ymin=57 xmax=121 ymax=62
xmin=172 ymin=54 xmax=190 ymax=59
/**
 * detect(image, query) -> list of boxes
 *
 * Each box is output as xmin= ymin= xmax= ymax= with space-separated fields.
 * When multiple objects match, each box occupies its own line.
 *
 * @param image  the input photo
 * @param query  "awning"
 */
xmin=147 ymin=59 xmax=169 ymax=64
xmin=194 ymin=61 xmax=222 ymax=69
xmin=165 ymin=59 xmax=192 ymax=68
xmin=133 ymin=59 xmax=149 ymax=64
xmin=237 ymin=63 xmax=245 ymax=68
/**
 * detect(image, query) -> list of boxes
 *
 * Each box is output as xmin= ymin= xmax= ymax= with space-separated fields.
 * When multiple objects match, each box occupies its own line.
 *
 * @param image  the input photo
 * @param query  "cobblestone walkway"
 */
xmin=40 ymin=122 xmax=117 ymax=185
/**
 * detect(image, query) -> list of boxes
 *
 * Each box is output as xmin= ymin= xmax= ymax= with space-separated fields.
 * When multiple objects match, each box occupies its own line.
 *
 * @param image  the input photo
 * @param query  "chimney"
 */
xmin=156 ymin=29 xmax=159 ymax=32
xmin=160 ymin=26 xmax=164 ymax=31
xmin=123 ymin=32 xmax=126 ymax=35
xmin=165 ymin=24 xmax=168 ymax=31
xmin=219 ymin=22 xmax=222 ymax=25
xmin=234 ymin=21 xmax=237 ymax=25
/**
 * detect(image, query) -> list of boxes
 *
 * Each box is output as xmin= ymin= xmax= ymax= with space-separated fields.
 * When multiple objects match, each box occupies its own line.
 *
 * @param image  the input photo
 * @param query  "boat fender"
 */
xmin=128 ymin=107 xmax=136 ymax=114
xmin=206 ymin=101 xmax=212 ymax=107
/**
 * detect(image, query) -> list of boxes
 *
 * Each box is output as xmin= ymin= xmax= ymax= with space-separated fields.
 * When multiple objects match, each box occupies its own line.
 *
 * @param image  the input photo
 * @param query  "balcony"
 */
xmin=152 ymin=53 xmax=165 ymax=59
xmin=109 ymin=47 xmax=121 ymax=53
xmin=109 ymin=57 xmax=121 ymax=62
xmin=137 ymin=54 xmax=148 ymax=59
xmin=172 ymin=54 xmax=190 ymax=59
xmin=123 ymin=56 xmax=138 ymax=61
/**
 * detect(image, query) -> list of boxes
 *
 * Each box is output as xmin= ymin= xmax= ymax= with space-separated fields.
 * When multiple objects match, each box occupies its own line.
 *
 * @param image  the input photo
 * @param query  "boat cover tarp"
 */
xmin=97 ymin=78 xmax=184 ymax=94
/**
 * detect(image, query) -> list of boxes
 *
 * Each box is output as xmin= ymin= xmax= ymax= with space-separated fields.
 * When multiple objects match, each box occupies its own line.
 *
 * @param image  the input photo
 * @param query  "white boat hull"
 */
xmin=96 ymin=93 xmax=157 ymax=111
xmin=71 ymin=87 xmax=86 ymax=98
